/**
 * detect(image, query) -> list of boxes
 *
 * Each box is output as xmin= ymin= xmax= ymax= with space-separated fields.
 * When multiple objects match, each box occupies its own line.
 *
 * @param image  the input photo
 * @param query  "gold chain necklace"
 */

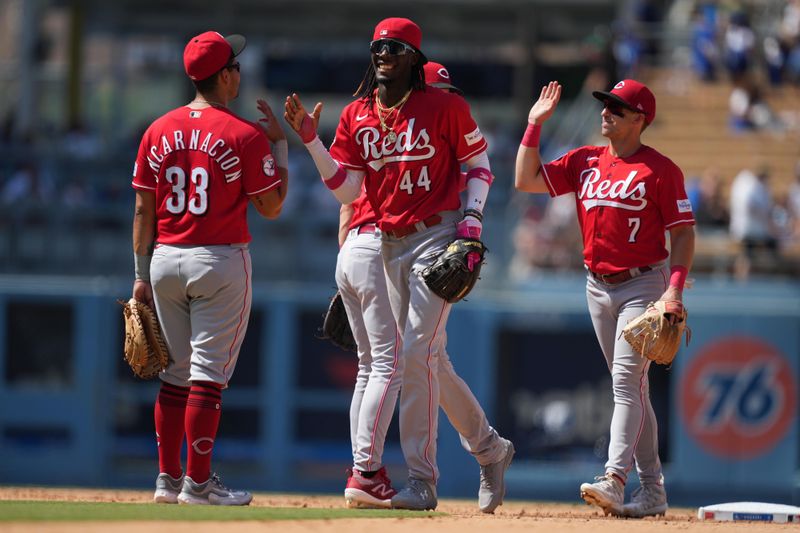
xmin=375 ymin=90 xmax=412 ymax=142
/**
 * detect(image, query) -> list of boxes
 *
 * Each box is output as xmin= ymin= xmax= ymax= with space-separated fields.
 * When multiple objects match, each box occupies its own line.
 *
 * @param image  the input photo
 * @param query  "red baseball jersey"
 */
xmin=329 ymin=87 xmax=487 ymax=232
xmin=541 ymin=144 xmax=695 ymax=273
xmin=132 ymin=106 xmax=280 ymax=244
xmin=348 ymin=190 xmax=378 ymax=230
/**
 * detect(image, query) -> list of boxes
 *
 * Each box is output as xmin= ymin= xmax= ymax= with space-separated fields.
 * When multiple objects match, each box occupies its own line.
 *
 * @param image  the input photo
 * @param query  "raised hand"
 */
xmin=256 ymin=99 xmax=286 ymax=143
xmin=528 ymin=81 xmax=561 ymax=125
xmin=284 ymin=93 xmax=323 ymax=143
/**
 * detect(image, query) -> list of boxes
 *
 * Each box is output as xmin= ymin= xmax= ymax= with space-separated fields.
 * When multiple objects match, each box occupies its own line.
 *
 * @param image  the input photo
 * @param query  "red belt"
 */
xmin=590 ymin=266 xmax=652 ymax=285
xmin=384 ymin=215 xmax=443 ymax=239
xmin=357 ymin=223 xmax=377 ymax=234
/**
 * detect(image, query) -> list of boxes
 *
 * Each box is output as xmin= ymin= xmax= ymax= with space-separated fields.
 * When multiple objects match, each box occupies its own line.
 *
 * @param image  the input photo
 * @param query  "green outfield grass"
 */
xmin=0 ymin=501 xmax=442 ymax=521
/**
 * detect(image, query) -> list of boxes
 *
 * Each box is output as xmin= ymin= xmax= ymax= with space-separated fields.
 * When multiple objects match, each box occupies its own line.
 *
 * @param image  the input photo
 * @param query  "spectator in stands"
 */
xmin=691 ymin=4 xmax=720 ymax=82
xmin=762 ymin=35 xmax=787 ymax=86
xmin=728 ymin=77 xmax=782 ymax=132
xmin=772 ymin=192 xmax=795 ymax=246
xmin=724 ymin=10 xmax=756 ymax=83
xmin=612 ymin=22 xmax=643 ymax=80
xmin=788 ymin=160 xmax=800 ymax=239
xmin=687 ymin=166 xmax=729 ymax=229
xmin=0 ymin=162 xmax=54 ymax=206
xmin=782 ymin=0 xmax=800 ymax=84
xmin=787 ymin=43 xmax=800 ymax=84
xmin=781 ymin=0 xmax=800 ymax=44
xmin=729 ymin=165 xmax=779 ymax=279
xmin=509 ymin=194 xmax=583 ymax=279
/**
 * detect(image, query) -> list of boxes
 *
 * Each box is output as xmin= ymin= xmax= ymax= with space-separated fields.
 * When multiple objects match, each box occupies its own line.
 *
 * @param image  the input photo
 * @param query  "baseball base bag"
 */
xmin=622 ymin=300 xmax=691 ymax=366
xmin=319 ymin=290 xmax=357 ymax=352
xmin=120 ymin=298 xmax=170 ymax=379
xmin=422 ymin=238 xmax=487 ymax=303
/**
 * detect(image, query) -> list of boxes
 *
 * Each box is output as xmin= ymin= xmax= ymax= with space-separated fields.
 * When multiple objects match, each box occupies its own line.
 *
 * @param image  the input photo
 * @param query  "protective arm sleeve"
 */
xmin=463 ymin=151 xmax=492 ymax=214
xmin=304 ymin=136 xmax=365 ymax=204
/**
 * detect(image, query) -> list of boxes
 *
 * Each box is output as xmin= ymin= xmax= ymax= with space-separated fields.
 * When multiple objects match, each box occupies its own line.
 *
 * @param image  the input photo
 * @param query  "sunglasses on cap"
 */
xmin=369 ymin=38 xmax=415 ymax=56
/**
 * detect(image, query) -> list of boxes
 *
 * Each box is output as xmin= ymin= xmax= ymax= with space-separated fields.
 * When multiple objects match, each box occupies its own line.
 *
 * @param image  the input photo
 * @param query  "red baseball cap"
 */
xmin=183 ymin=31 xmax=246 ymax=81
xmin=424 ymin=62 xmax=462 ymax=95
xmin=372 ymin=18 xmax=427 ymax=63
xmin=592 ymin=79 xmax=656 ymax=124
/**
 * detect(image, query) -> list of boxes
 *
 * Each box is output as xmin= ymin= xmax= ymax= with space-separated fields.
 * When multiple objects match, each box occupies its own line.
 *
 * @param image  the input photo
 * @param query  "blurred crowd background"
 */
xmin=1 ymin=0 xmax=799 ymax=284
xmin=1 ymin=0 xmax=800 ymax=503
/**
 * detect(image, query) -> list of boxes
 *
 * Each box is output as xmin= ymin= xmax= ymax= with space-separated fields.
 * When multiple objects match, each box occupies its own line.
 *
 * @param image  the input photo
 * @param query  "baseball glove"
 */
xmin=120 ymin=298 xmax=170 ymax=379
xmin=320 ymin=290 xmax=357 ymax=352
xmin=622 ymin=300 xmax=691 ymax=366
xmin=422 ymin=238 xmax=487 ymax=303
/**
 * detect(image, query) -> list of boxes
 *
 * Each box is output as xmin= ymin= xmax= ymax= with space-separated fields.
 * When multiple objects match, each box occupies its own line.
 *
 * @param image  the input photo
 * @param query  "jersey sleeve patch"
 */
xmin=677 ymin=198 xmax=693 ymax=213
xmin=464 ymin=127 xmax=483 ymax=146
xmin=262 ymin=155 xmax=276 ymax=177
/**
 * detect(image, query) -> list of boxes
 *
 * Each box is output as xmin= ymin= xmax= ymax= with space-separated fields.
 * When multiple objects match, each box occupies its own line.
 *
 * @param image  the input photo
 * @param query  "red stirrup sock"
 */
xmin=185 ymin=381 xmax=222 ymax=484
xmin=154 ymin=382 xmax=190 ymax=479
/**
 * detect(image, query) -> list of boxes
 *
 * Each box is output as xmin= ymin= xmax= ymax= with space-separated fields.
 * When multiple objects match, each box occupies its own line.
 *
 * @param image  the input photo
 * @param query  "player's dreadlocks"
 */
xmin=354 ymin=60 xmax=426 ymax=105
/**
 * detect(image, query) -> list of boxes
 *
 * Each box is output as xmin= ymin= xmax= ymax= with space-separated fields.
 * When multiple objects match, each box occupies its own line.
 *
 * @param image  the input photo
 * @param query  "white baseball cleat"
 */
xmin=580 ymin=473 xmax=624 ymax=516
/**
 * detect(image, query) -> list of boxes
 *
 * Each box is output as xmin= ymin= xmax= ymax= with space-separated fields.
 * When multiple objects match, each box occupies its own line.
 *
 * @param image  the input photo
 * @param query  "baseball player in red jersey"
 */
xmin=331 ymin=58 xmax=513 ymax=512
xmin=131 ymin=31 xmax=288 ymax=505
xmin=285 ymin=18 xmax=514 ymax=511
xmin=423 ymin=61 xmax=463 ymax=96
xmin=515 ymin=80 xmax=695 ymax=517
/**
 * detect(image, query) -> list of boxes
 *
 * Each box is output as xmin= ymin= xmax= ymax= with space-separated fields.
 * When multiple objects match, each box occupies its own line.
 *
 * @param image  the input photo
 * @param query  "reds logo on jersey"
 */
xmin=354 ymin=118 xmax=436 ymax=171
xmin=262 ymin=155 xmax=275 ymax=177
xmin=578 ymin=168 xmax=647 ymax=211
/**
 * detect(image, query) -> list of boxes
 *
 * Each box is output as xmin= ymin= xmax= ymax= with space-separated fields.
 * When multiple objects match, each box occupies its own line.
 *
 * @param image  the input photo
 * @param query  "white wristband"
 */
xmin=134 ymin=254 xmax=152 ymax=281
xmin=273 ymin=139 xmax=288 ymax=169
xmin=464 ymin=173 xmax=491 ymax=213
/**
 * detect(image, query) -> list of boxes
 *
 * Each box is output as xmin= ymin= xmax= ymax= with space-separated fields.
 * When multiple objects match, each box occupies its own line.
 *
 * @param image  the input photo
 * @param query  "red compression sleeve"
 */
xmin=669 ymin=265 xmax=688 ymax=290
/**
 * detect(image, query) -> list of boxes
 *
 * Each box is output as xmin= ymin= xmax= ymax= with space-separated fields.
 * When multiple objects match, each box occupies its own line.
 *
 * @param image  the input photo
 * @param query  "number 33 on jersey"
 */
xmin=132 ymin=106 xmax=281 ymax=245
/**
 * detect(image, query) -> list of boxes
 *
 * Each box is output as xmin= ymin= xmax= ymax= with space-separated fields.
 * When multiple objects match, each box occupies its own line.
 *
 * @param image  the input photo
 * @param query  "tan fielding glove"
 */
xmin=622 ymin=300 xmax=691 ymax=366
xmin=120 ymin=298 xmax=170 ymax=379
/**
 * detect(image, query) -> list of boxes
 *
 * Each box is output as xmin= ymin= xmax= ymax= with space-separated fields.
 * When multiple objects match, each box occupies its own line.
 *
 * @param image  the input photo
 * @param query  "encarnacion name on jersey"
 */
xmin=147 ymin=129 xmax=242 ymax=183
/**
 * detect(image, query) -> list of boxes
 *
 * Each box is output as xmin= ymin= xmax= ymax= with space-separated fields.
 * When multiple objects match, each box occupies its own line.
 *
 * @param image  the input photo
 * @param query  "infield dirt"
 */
xmin=1 ymin=486 xmax=795 ymax=532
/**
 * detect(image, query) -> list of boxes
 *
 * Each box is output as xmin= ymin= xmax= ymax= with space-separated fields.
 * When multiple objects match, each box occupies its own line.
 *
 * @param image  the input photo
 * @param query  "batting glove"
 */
xmin=457 ymin=214 xmax=482 ymax=240
xmin=456 ymin=214 xmax=483 ymax=272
